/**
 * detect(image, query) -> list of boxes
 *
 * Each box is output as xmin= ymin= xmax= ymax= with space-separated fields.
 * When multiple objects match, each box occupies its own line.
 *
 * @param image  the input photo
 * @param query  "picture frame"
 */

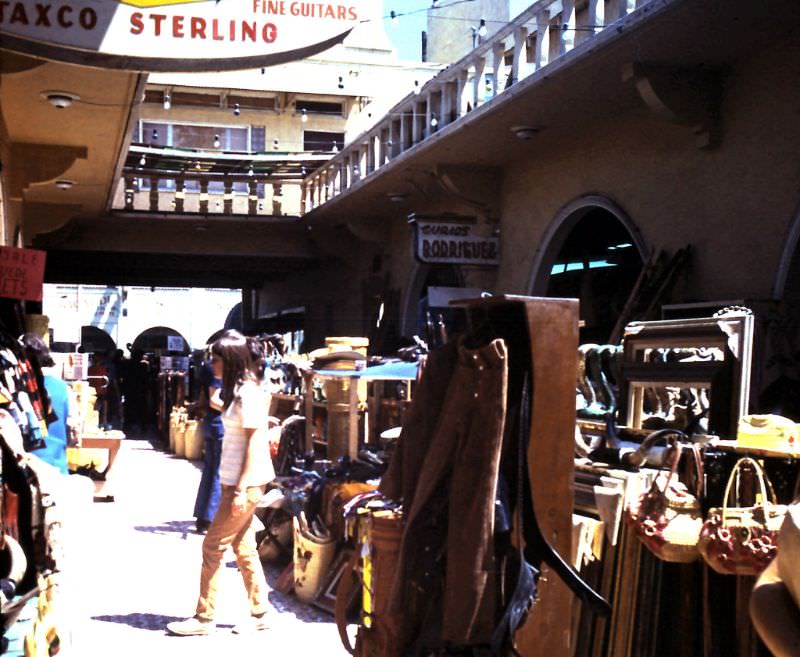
xmin=312 ymin=546 xmax=356 ymax=615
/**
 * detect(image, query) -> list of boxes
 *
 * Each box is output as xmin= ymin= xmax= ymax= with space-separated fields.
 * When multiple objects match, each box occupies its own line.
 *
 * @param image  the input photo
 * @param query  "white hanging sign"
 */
xmin=410 ymin=217 xmax=500 ymax=267
xmin=0 ymin=0 xmax=368 ymax=71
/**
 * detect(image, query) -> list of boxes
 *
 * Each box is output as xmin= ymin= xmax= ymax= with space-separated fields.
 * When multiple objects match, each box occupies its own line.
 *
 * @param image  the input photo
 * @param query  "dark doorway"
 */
xmin=545 ymin=208 xmax=643 ymax=344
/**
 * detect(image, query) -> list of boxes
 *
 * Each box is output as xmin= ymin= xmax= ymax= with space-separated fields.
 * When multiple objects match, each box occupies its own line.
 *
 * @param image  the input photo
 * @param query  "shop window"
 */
xmin=227 ymin=94 xmax=276 ymax=111
xmin=139 ymin=121 xmax=250 ymax=152
xmin=303 ymin=131 xmax=345 ymax=152
xmin=295 ymin=100 xmax=344 ymax=116
xmin=545 ymin=208 xmax=643 ymax=344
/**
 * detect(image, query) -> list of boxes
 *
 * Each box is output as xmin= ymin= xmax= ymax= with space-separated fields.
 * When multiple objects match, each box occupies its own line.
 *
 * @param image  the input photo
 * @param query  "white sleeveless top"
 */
xmin=219 ymin=380 xmax=275 ymax=487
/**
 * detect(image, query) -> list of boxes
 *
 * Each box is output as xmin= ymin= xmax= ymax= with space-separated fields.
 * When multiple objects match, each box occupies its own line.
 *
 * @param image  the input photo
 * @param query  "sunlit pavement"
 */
xmin=65 ymin=435 xmax=350 ymax=657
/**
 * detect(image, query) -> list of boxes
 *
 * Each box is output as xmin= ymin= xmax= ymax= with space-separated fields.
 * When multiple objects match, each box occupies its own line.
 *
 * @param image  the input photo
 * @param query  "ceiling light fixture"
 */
xmin=233 ymin=103 xmax=241 ymax=116
xmin=430 ymin=115 xmax=438 ymax=128
xmin=152 ymin=129 xmax=159 ymax=141
xmin=300 ymin=108 xmax=308 ymax=123
xmin=478 ymin=19 xmax=488 ymax=37
xmin=42 ymin=91 xmax=80 ymax=109
xmin=387 ymin=192 xmax=407 ymax=203
xmin=54 ymin=179 xmax=75 ymax=190
xmin=213 ymin=134 xmax=221 ymax=148
xmin=509 ymin=125 xmax=541 ymax=140
xmin=139 ymin=155 xmax=146 ymax=166
xmin=390 ymin=10 xmax=398 ymax=25
xmin=337 ymin=76 xmax=344 ymax=90
xmin=163 ymin=93 xmax=171 ymax=110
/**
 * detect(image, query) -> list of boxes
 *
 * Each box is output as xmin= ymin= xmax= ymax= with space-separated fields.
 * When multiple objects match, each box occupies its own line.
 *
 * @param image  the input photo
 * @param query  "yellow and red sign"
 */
xmin=0 ymin=0 xmax=373 ymax=71
xmin=0 ymin=246 xmax=46 ymax=302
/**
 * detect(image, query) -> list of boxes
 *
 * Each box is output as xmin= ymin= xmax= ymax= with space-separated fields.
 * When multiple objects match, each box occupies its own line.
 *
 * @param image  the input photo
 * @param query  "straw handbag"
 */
xmin=626 ymin=442 xmax=704 ymax=563
xmin=293 ymin=513 xmax=336 ymax=603
xmin=699 ymin=457 xmax=787 ymax=576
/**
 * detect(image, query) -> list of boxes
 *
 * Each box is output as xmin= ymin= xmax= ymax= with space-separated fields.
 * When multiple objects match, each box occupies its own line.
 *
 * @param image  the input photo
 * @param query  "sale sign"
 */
xmin=0 ymin=246 xmax=47 ymax=302
xmin=0 ymin=0 xmax=373 ymax=71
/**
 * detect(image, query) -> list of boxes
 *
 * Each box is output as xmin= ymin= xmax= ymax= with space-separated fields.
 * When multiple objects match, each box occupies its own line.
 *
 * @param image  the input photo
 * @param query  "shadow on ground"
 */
xmin=91 ymin=613 xmax=185 ymax=631
xmin=134 ymin=520 xmax=198 ymax=537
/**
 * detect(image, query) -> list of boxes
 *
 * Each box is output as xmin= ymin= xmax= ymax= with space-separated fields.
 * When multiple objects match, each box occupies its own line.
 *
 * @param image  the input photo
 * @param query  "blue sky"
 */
xmin=382 ymin=3 xmax=430 ymax=61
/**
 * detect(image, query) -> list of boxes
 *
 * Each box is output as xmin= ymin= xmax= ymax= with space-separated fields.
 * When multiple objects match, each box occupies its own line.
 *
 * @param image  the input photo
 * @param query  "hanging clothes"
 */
xmin=380 ymin=337 xmax=509 ymax=652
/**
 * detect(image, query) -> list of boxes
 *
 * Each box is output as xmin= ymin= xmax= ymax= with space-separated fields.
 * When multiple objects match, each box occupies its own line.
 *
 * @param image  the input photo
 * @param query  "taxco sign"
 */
xmin=410 ymin=215 xmax=500 ymax=267
xmin=0 ymin=0 xmax=370 ymax=71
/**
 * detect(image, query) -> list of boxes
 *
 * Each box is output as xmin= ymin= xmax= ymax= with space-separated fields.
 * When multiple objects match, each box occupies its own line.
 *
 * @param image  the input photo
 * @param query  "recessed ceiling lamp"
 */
xmin=387 ymin=192 xmax=408 ymax=203
xmin=54 ymin=179 xmax=75 ymax=190
xmin=42 ymin=91 xmax=80 ymax=109
xmin=509 ymin=125 xmax=541 ymax=140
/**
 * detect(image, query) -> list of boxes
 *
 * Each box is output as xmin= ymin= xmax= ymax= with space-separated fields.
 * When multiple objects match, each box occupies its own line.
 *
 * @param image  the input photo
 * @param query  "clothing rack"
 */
xmin=453 ymin=295 xmax=580 ymax=657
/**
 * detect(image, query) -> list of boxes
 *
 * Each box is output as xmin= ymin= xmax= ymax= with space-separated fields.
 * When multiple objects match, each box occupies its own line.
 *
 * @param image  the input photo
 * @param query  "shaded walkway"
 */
xmin=68 ymin=437 xmax=349 ymax=656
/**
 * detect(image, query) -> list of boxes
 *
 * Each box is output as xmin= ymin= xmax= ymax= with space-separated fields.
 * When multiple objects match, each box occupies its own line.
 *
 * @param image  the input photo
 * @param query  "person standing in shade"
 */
xmin=193 ymin=355 xmax=224 ymax=533
xmin=167 ymin=330 xmax=274 ymax=636
xmin=21 ymin=333 xmax=79 ymax=473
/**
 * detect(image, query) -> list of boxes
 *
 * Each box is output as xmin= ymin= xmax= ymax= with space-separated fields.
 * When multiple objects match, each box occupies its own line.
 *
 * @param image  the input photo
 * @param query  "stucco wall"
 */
xmin=498 ymin=37 xmax=800 ymax=303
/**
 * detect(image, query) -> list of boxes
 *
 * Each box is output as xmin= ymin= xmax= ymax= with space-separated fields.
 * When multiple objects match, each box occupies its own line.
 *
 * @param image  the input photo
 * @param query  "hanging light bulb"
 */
xmin=413 ymin=80 xmax=421 ymax=95
xmin=213 ymin=134 xmax=221 ymax=149
xmin=430 ymin=115 xmax=438 ymax=128
xmin=331 ymin=142 xmax=339 ymax=153
xmin=300 ymin=108 xmax=308 ymax=123
xmin=152 ymin=128 xmax=159 ymax=141
xmin=139 ymin=155 xmax=146 ymax=167
xmin=390 ymin=10 xmax=398 ymax=25
xmin=431 ymin=0 xmax=439 ymax=6
xmin=273 ymin=138 xmax=280 ymax=150
xmin=233 ymin=103 xmax=241 ymax=116
xmin=261 ymin=67 xmax=265 ymax=74
xmin=248 ymin=166 xmax=255 ymax=177
xmin=337 ymin=76 xmax=344 ymax=90
xmin=478 ymin=19 xmax=488 ymax=37
xmin=162 ymin=93 xmax=171 ymax=110
xmin=195 ymin=161 xmax=202 ymax=170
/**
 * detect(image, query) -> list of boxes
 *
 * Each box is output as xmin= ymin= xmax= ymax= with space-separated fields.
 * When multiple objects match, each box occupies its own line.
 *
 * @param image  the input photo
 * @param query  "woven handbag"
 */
xmin=626 ymin=441 xmax=704 ymax=563
xmin=698 ymin=457 xmax=787 ymax=576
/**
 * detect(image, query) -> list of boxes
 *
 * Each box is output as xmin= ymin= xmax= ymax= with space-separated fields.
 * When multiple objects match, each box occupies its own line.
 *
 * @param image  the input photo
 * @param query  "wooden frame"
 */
xmin=619 ymin=313 xmax=754 ymax=438
xmin=312 ymin=546 xmax=355 ymax=615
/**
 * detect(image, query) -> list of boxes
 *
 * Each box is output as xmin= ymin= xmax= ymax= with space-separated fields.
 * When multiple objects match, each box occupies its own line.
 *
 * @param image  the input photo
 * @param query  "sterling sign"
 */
xmin=0 ymin=0 xmax=371 ymax=71
xmin=411 ymin=217 xmax=500 ymax=267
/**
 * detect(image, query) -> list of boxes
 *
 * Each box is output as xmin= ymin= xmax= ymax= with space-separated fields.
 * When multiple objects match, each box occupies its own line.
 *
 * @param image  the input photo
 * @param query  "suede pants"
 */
xmin=382 ymin=337 xmax=509 ymax=651
xmin=195 ymin=484 xmax=270 ymax=621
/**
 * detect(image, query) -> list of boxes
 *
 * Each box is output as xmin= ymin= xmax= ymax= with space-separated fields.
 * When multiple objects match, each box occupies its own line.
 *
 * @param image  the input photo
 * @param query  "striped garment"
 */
xmin=219 ymin=380 xmax=275 ymax=487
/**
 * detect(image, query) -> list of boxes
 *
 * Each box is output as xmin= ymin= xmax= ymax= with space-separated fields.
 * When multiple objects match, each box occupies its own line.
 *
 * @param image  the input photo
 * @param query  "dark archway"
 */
xmin=531 ymin=199 xmax=645 ymax=344
xmin=81 ymin=326 xmax=116 ymax=354
xmin=132 ymin=326 xmax=190 ymax=355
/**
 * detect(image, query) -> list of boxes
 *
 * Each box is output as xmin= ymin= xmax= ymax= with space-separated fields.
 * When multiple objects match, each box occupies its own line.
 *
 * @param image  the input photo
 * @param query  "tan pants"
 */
xmin=196 ymin=484 xmax=270 ymax=621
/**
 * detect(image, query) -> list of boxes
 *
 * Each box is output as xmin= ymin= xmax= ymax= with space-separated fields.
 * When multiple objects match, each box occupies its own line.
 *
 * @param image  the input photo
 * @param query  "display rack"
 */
xmin=302 ymin=361 xmax=417 ymax=459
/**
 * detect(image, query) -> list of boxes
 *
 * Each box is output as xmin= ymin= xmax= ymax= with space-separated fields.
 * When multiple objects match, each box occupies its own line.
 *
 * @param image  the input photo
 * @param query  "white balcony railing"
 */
xmin=301 ymin=0 xmax=649 ymax=213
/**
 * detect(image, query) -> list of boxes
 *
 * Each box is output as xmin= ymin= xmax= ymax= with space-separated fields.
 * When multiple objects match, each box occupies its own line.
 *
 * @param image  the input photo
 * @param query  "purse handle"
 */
xmin=652 ymin=437 xmax=704 ymax=499
xmin=721 ymin=457 xmax=776 ymax=522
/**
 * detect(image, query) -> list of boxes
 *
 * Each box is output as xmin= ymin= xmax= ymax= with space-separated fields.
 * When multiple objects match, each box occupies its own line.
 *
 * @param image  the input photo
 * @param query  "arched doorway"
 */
xmin=80 ymin=326 xmax=116 ymax=354
xmin=761 ymin=205 xmax=800 ymax=419
xmin=132 ymin=326 xmax=191 ymax=355
xmin=529 ymin=196 xmax=646 ymax=344
xmin=401 ymin=263 xmax=465 ymax=346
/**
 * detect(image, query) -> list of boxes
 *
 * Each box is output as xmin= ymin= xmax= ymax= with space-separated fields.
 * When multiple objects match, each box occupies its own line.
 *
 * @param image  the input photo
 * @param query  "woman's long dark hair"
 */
xmin=210 ymin=330 xmax=264 ymax=410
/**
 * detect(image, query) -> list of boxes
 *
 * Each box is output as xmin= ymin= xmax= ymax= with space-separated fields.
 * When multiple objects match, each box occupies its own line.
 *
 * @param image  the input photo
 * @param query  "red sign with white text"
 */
xmin=0 ymin=246 xmax=46 ymax=302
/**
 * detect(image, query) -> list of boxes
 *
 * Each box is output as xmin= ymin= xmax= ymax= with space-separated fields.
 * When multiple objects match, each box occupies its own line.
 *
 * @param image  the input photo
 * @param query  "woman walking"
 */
xmin=167 ymin=330 xmax=275 ymax=635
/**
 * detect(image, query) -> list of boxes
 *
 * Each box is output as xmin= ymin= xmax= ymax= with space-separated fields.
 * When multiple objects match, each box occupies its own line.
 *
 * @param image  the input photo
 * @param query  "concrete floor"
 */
xmin=63 ymin=436 xmax=351 ymax=656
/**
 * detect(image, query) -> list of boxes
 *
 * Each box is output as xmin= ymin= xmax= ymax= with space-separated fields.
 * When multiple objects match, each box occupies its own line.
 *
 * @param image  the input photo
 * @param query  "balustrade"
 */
xmin=302 ymin=0 xmax=652 ymax=213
